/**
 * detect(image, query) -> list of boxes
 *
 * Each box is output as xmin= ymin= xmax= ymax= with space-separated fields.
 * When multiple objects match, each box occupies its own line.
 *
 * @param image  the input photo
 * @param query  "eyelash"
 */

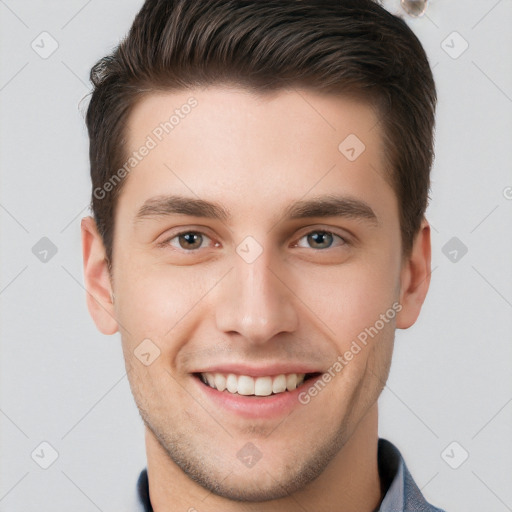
xmin=159 ymin=229 xmax=348 ymax=251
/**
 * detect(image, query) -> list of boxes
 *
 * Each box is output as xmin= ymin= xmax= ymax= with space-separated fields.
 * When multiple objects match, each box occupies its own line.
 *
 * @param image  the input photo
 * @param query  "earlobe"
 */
xmin=81 ymin=216 xmax=119 ymax=335
xmin=396 ymin=219 xmax=431 ymax=329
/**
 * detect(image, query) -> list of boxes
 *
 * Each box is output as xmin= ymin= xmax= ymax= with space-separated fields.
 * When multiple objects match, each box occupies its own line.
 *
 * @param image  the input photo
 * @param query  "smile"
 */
xmin=197 ymin=372 xmax=320 ymax=397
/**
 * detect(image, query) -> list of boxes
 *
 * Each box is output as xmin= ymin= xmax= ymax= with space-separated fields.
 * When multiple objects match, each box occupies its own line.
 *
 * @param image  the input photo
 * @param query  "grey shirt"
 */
xmin=135 ymin=438 xmax=446 ymax=511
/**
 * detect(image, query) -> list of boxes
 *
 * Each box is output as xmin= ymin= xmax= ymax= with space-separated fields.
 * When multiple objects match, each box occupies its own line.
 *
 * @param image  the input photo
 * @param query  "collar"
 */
xmin=136 ymin=438 xmax=445 ymax=511
xmin=376 ymin=439 xmax=446 ymax=512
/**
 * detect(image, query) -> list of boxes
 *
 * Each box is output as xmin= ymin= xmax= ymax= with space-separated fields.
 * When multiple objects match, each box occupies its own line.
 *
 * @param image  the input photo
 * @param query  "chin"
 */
xmin=184 ymin=464 xmax=314 ymax=503
xmin=163 ymin=432 xmax=341 ymax=503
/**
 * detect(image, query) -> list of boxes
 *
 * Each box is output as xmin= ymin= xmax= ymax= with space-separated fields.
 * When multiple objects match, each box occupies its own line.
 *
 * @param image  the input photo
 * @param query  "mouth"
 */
xmin=194 ymin=371 xmax=322 ymax=397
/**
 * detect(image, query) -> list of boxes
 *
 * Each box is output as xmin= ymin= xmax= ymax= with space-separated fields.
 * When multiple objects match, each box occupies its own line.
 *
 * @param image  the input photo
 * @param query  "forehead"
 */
xmin=118 ymin=86 xmax=395 ymax=224
xmin=126 ymin=87 xmax=381 ymax=154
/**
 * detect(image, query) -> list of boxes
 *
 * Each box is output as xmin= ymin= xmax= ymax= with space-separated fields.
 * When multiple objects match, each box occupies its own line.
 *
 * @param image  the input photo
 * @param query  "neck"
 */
xmin=146 ymin=403 xmax=382 ymax=512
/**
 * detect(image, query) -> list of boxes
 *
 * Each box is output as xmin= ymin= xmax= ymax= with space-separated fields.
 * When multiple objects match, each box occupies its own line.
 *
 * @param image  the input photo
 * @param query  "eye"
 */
xmin=295 ymin=230 xmax=346 ymax=250
xmin=167 ymin=231 xmax=214 ymax=250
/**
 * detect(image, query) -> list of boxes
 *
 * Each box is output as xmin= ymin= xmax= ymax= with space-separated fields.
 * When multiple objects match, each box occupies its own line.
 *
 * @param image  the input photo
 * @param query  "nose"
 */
xmin=214 ymin=246 xmax=299 ymax=344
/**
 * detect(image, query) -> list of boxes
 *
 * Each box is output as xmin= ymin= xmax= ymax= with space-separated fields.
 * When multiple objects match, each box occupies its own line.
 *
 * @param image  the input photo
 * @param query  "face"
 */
xmin=83 ymin=87 xmax=430 ymax=502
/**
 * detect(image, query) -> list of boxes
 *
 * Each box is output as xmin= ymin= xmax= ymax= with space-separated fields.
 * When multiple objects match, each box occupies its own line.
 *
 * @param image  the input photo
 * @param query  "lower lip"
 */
xmin=192 ymin=375 xmax=314 ymax=420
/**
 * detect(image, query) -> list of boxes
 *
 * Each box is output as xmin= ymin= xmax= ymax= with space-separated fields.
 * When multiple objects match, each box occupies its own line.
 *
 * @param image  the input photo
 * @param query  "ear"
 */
xmin=396 ymin=218 xmax=431 ymax=329
xmin=81 ymin=216 xmax=119 ymax=335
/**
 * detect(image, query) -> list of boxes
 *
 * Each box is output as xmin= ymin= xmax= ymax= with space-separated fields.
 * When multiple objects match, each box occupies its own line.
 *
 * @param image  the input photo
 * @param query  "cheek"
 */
xmin=112 ymin=260 xmax=220 ymax=346
xmin=291 ymin=255 xmax=401 ymax=344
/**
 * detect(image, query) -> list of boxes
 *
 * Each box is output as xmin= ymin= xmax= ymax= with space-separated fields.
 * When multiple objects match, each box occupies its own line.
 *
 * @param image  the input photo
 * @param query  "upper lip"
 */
xmin=193 ymin=363 xmax=322 ymax=378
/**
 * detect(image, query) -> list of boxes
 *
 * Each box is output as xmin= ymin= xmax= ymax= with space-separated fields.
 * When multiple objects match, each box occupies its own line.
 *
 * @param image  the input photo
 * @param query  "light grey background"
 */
xmin=1 ymin=1 xmax=511 ymax=510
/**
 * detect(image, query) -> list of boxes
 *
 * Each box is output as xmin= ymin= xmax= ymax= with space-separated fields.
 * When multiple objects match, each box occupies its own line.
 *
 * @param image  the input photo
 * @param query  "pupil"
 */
xmin=308 ymin=231 xmax=332 ymax=249
xmin=180 ymin=232 xmax=202 ymax=249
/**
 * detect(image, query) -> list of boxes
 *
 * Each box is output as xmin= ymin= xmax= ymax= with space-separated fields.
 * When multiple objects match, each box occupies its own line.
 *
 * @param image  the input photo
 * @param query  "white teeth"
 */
xmin=200 ymin=372 xmax=307 ymax=396
xmin=238 ymin=375 xmax=255 ymax=395
xmin=226 ymin=373 xmax=238 ymax=393
xmin=254 ymin=376 xmax=273 ymax=396
xmin=205 ymin=373 xmax=215 ymax=388
xmin=286 ymin=373 xmax=297 ymax=391
xmin=214 ymin=373 xmax=226 ymax=392
xmin=272 ymin=374 xmax=287 ymax=394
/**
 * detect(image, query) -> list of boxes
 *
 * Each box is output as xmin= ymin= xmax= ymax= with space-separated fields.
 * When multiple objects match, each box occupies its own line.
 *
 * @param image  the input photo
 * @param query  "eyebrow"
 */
xmin=283 ymin=195 xmax=378 ymax=225
xmin=135 ymin=195 xmax=230 ymax=222
xmin=134 ymin=194 xmax=378 ymax=226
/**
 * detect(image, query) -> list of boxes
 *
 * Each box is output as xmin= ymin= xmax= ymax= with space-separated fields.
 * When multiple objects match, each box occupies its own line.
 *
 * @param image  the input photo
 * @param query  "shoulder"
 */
xmin=378 ymin=438 xmax=448 ymax=512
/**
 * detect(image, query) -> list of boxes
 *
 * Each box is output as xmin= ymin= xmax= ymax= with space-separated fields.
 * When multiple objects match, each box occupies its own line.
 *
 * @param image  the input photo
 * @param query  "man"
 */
xmin=81 ymin=0 xmax=446 ymax=510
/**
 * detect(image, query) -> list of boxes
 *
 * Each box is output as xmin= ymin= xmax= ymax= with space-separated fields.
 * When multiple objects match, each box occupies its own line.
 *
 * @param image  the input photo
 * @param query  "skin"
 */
xmin=82 ymin=87 xmax=431 ymax=512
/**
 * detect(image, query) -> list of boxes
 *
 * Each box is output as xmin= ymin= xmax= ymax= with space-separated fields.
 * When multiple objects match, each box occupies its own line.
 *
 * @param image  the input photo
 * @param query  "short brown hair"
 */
xmin=86 ymin=0 xmax=436 ymax=264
